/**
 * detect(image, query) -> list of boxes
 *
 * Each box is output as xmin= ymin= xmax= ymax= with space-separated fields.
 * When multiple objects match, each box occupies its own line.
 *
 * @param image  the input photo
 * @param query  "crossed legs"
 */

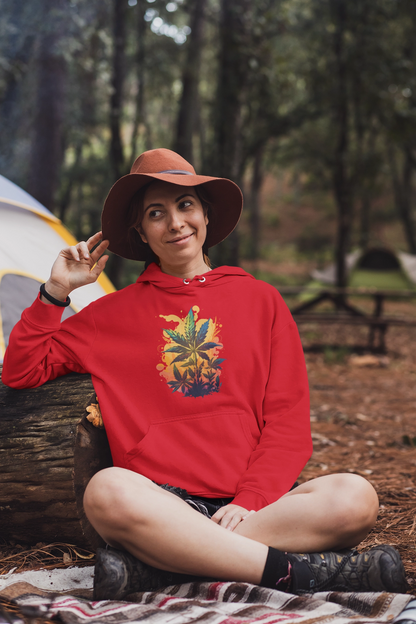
xmin=83 ymin=468 xmax=378 ymax=585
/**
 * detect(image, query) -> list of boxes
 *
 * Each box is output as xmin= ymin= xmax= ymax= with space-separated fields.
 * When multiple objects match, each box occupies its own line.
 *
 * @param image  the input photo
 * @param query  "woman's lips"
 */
xmin=167 ymin=233 xmax=194 ymax=245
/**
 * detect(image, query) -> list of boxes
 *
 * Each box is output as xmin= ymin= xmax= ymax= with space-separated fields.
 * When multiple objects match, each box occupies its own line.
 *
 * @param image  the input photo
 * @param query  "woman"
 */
xmin=2 ymin=149 xmax=407 ymax=598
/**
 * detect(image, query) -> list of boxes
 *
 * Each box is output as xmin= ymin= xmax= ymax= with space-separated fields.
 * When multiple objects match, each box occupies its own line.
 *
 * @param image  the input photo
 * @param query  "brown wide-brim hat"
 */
xmin=101 ymin=148 xmax=243 ymax=261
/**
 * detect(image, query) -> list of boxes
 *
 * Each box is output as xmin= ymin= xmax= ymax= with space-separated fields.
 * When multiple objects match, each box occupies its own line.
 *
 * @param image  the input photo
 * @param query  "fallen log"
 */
xmin=0 ymin=366 xmax=112 ymax=550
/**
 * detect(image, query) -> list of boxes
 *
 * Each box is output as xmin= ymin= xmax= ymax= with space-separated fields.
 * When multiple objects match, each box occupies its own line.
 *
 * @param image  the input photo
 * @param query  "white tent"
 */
xmin=0 ymin=174 xmax=115 ymax=361
xmin=311 ymin=247 xmax=416 ymax=288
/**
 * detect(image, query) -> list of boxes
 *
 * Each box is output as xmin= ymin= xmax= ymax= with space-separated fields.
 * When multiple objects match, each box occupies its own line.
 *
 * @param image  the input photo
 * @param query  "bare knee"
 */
xmin=83 ymin=467 xmax=153 ymax=533
xmin=326 ymin=473 xmax=379 ymax=546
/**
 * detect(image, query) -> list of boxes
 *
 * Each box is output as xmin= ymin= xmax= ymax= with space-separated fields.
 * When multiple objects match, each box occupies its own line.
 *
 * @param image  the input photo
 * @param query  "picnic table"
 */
xmin=278 ymin=287 xmax=416 ymax=353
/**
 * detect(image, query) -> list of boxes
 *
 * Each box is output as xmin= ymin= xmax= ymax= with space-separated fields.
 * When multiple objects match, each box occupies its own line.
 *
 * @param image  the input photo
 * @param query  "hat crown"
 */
xmin=130 ymin=148 xmax=196 ymax=176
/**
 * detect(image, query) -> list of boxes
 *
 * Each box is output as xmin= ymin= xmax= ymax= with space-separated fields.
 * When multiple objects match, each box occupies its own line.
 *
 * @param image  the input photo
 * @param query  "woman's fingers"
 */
xmin=77 ymin=241 xmax=91 ymax=261
xmin=211 ymin=504 xmax=254 ymax=531
xmin=89 ymin=253 xmax=109 ymax=279
xmin=48 ymin=233 xmax=110 ymax=295
xmin=62 ymin=235 xmax=109 ymax=266
xmin=89 ymin=239 xmax=110 ymax=263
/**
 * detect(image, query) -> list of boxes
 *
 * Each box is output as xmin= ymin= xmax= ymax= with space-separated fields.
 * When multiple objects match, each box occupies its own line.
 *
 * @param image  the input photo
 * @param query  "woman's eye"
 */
xmin=179 ymin=200 xmax=192 ymax=209
xmin=149 ymin=209 xmax=162 ymax=218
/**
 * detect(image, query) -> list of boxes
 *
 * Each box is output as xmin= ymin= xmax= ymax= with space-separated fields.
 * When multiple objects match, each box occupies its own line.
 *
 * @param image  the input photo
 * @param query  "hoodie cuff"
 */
xmin=232 ymin=489 xmax=270 ymax=512
xmin=23 ymin=293 xmax=67 ymax=328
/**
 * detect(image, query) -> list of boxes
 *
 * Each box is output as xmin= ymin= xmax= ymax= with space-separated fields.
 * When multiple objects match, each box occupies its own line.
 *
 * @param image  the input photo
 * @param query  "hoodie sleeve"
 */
xmin=1 ymin=294 xmax=96 ymax=388
xmin=232 ymin=320 xmax=312 ymax=511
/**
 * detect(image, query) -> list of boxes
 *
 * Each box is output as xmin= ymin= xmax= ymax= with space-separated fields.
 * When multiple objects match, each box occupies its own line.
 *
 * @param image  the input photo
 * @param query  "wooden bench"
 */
xmin=278 ymin=287 xmax=416 ymax=353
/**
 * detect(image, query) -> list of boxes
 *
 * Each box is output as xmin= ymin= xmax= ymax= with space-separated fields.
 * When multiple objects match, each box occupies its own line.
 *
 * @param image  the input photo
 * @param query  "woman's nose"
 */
xmin=167 ymin=209 xmax=185 ymax=231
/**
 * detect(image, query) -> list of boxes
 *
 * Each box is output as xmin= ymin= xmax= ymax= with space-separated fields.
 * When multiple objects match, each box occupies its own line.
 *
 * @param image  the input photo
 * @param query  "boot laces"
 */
xmin=313 ymin=549 xmax=359 ymax=592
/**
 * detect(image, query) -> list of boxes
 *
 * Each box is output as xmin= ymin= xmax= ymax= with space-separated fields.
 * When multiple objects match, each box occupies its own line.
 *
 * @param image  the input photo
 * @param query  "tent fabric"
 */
xmin=397 ymin=250 xmax=416 ymax=284
xmin=0 ymin=173 xmax=60 ymax=222
xmin=0 ymin=273 xmax=76 ymax=356
xmin=311 ymin=248 xmax=416 ymax=288
xmin=0 ymin=174 xmax=115 ymax=362
xmin=311 ymin=250 xmax=361 ymax=285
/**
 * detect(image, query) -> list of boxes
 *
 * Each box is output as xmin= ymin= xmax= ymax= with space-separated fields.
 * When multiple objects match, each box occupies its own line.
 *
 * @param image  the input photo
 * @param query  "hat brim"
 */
xmin=101 ymin=172 xmax=243 ymax=261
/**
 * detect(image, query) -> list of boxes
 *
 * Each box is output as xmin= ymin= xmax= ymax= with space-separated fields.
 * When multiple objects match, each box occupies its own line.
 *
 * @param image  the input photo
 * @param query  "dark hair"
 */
xmin=126 ymin=183 xmax=153 ymax=267
xmin=127 ymin=182 xmax=212 ymax=269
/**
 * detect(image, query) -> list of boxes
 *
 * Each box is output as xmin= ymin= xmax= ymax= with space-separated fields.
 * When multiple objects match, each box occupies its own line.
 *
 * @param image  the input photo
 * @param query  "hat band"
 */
xmin=157 ymin=169 xmax=194 ymax=175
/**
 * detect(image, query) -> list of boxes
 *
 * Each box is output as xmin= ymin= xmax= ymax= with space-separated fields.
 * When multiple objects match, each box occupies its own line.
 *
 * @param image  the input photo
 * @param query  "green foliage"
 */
xmin=323 ymin=346 xmax=350 ymax=365
xmin=2 ymin=0 xmax=416 ymax=286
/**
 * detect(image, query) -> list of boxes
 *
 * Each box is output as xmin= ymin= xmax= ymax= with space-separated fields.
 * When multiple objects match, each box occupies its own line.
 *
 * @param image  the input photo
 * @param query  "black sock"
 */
xmin=260 ymin=547 xmax=292 ymax=591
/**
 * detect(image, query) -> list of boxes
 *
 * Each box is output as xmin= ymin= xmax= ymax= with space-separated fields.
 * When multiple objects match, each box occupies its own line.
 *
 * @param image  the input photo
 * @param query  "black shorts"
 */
xmin=157 ymin=482 xmax=299 ymax=518
xmin=158 ymin=483 xmax=232 ymax=518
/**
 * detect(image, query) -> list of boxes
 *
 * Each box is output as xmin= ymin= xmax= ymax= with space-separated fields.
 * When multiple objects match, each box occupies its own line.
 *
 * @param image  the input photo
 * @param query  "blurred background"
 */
xmin=1 ymin=0 xmax=416 ymax=290
xmin=1 ymin=1 xmax=416 ymax=580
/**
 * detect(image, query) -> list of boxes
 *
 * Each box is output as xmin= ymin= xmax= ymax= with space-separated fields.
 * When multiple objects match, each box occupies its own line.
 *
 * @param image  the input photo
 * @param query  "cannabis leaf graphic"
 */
xmin=164 ymin=309 xmax=221 ymax=365
xmin=163 ymin=308 xmax=224 ymax=397
xmin=167 ymin=365 xmax=192 ymax=393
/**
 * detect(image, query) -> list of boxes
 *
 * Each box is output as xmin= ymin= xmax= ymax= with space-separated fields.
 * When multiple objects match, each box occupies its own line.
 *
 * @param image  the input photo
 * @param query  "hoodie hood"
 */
xmin=135 ymin=263 xmax=255 ymax=293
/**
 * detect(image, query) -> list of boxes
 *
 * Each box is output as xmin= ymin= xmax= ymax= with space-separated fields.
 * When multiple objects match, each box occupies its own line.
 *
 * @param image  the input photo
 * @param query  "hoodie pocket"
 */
xmin=124 ymin=411 xmax=258 ymax=495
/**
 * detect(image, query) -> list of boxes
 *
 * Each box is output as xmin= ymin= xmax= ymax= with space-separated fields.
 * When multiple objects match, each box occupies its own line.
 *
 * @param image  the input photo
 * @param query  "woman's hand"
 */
xmin=211 ymin=504 xmax=255 ymax=531
xmin=43 ymin=232 xmax=110 ymax=303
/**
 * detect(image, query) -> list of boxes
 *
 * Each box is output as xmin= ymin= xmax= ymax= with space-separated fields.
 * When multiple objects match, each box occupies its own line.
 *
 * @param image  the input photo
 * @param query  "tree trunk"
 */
xmin=107 ymin=0 xmax=127 ymax=288
xmin=27 ymin=0 xmax=67 ymax=212
xmin=359 ymin=194 xmax=371 ymax=250
xmin=58 ymin=143 xmax=83 ymax=223
xmin=0 ymin=27 xmax=35 ymax=175
xmin=173 ymin=0 xmax=207 ymax=164
xmin=248 ymin=145 xmax=264 ymax=261
xmin=209 ymin=0 xmax=251 ymax=267
xmin=110 ymin=0 xmax=126 ymax=181
xmin=389 ymin=145 xmax=416 ymax=255
xmin=331 ymin=0 xmax=352 ymax=292
xmin=0 ymin=369 xmax=112 ymax=550
xmin=130 ymin=0 xmax=152 ymax=163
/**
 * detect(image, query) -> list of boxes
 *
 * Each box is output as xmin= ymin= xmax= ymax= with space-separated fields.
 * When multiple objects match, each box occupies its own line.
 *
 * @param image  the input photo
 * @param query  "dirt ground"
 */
xmin=1 ymin=322 xmax=415 ymax=595
xmin=298 ymin=322 xmax=416 ymax=593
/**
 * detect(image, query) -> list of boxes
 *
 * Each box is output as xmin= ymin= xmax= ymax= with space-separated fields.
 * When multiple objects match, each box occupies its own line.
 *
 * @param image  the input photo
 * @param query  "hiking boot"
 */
xmin=287 ymin=545 xmax=408 ymax=594
xmin=93 ymin=547 xmax=199 ymax=600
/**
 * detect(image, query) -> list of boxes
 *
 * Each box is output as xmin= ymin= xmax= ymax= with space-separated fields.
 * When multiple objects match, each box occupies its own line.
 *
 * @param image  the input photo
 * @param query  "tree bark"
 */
xmin=248 ymin=145 xmax=264 ymax=261
xmin=359 ymin=194 xmax=371 ymax=250
xmin=208 ymin=0 xmax=251 ymax=267
xmin=107 ymin=0 xmax=127 ymax=288
xmin=0 ymin=28 xmax=35 ymax=174
xmin=130 ymin=0 xmax=152 ymax=163
xmin=331 ymin=0 xmax=352 ymax=292
xmin=389 ymin=145 xmax=416 ymax=255
xmin=27 ymin=0 xmax=67 ymax=212
xmin=109 ymin=0 xmax=126 ymax=181
xmin=173 ymin=0 xmax=207 ymax=164
xmin=0 ymin=369 xmax=112 ymax=549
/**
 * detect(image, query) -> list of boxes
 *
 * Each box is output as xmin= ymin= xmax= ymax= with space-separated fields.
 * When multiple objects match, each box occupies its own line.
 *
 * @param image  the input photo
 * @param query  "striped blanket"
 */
xmin=1 ymin=580 xmax=414 ymax=624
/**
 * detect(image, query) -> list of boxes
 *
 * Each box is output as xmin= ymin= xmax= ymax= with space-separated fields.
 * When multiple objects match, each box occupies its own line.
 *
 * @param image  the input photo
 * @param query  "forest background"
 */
xmin=1 ymin=0 xmax=416 ymax=585
xmin=1 ymin=0 xmax=416 ymax=290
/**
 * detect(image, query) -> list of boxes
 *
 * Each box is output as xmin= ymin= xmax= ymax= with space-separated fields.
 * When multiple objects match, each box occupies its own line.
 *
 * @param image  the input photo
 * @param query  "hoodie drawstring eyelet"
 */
xmin=183 ymin=276 xmax=206 ymax=285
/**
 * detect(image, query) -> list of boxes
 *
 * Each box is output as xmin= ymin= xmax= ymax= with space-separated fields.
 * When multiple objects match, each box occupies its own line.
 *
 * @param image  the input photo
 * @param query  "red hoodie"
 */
xmin=2 ymin=265 xmax=312 ymax=511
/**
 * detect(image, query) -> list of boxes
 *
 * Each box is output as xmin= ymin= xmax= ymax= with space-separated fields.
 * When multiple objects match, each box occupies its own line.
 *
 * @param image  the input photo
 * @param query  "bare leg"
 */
xmin=235 ymin=473 xmax=379 ymax=551
xmin=84 ymin=467 xmax=268 ymax=584
xmin=84 ymin=468 xmax=378 ymax=583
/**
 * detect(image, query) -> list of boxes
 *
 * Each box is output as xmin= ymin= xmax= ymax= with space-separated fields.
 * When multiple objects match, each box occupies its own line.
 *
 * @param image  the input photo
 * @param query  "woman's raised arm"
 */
xmin=41 ymin=232 xmax=109 ymax=304
xmin=2 ymin=232 xmax=110 ymax=389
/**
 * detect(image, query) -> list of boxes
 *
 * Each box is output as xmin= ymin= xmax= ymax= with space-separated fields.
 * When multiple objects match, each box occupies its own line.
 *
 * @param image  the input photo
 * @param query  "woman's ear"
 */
xmin=136 ymin=226 xmax=148 ymax=244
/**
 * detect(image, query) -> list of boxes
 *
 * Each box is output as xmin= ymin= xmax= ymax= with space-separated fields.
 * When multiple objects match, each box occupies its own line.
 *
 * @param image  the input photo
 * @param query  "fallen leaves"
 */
xmin=86 ymin=403 xmax=104 ymax=428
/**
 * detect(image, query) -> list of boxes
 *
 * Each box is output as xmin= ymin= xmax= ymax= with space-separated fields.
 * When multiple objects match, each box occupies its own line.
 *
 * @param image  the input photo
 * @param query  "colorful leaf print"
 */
xmin=159 ymin=307 xmax=224 ymax=397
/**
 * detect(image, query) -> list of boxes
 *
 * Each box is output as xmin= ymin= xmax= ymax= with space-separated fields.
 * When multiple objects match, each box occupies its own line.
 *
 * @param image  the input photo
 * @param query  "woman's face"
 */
xmin=137 ymin=181 xmax=208 ymax=272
